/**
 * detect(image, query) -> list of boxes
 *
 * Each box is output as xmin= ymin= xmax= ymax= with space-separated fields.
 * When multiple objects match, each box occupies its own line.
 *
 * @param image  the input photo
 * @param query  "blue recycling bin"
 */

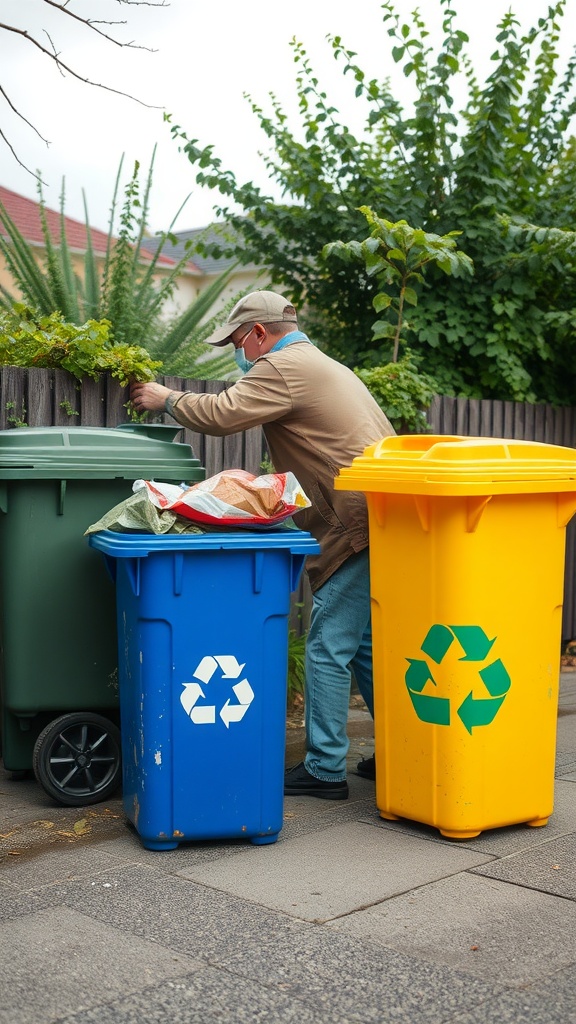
xmin=88 ymin=528 xmax=320 ymax=850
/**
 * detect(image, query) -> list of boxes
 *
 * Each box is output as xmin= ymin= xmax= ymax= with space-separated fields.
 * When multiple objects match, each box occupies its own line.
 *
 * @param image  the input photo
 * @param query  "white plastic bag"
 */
xmin=133 ymin=469 xmax=311 ymax=528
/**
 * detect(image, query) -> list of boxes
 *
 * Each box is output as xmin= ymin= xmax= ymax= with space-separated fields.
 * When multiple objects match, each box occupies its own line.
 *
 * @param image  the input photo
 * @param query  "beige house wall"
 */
xmin=0 ymin=244 xmax=187 ymax=300
xmin=166 ymin=267 xmax=272 ymax=320
xmin=0 ymin=247 xmax=268 ymax=323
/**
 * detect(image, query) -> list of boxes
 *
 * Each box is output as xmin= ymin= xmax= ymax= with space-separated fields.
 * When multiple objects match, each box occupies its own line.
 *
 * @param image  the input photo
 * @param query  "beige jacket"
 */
xmin=171 ymin=341 xmax=395 ymax=591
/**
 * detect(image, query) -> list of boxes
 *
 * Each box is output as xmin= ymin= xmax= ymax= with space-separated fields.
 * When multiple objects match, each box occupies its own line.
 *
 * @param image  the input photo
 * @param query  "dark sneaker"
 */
xmin=356 ymin=753 xmax=375 ymax=780
xmin=284 ymin=761 xmax=348 ymax=800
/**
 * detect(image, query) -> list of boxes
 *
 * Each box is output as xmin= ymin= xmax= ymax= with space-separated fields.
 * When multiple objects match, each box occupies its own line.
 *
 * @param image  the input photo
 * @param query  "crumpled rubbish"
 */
xmin=84 ymin=489 xmax=205 ymax=536
xmin=136 ymin=469 xmax=311 ymax=528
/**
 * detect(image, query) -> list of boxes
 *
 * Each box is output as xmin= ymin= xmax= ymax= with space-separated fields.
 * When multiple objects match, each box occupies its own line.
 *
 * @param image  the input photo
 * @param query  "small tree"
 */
xmin=323 ymin=207 xmax=473 ymax=364
xmin=169 ymin=0 xmax=576 ymax=402
xmin=323 ymin=208 xmax=472 ymax=431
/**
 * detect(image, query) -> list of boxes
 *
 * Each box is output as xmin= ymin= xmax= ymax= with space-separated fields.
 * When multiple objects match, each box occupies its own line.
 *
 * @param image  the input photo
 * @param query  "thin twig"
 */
xmin=0 ymin=127 xmax=46 ymax=181
xmin=0 ymin=84 xmax=50 ymax=144
xmin=43 ymin=0 xmax=168 ymax=51
xmin=0 ymin=23 xmax=163 ymax=108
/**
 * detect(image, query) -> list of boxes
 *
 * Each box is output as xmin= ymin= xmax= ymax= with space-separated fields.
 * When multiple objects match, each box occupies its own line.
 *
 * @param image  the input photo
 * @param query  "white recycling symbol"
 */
xmin=180 ymin=655 xmax=254 ymax=729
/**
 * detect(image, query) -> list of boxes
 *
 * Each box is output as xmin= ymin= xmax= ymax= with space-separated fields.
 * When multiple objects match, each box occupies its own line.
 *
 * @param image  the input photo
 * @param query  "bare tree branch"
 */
xmin=42 ymin=0 xmax=169 ymax=51
xmin=0 ymin=23 xmax=163 ymax=104
xmin=0 ymin=0 xmax=167 ymax=178
xmin=0 ymin=84 xmax=50 ymax=145
xmin=0 ymin=125 xmax=46 ymax=182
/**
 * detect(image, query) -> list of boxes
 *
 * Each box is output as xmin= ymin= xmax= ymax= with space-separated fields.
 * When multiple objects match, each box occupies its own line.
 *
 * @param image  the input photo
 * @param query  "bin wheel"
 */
xmin=32 ymin=713 xmax=122 ymax=807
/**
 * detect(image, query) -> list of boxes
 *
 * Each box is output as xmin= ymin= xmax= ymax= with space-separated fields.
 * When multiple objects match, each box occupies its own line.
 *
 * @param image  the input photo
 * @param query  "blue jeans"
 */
xmin=304 ymin=548 xmax=373 ymax=781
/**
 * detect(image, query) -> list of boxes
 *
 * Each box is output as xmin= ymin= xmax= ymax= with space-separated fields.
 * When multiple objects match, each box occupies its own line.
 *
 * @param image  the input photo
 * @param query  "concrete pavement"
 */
xmin=1 ymin=676 xmax=575 ymax=1024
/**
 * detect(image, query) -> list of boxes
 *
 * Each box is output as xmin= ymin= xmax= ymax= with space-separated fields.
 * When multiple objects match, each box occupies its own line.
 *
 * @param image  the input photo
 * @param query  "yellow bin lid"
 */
xmin=335 ymin=434 xmax=576 ymax=496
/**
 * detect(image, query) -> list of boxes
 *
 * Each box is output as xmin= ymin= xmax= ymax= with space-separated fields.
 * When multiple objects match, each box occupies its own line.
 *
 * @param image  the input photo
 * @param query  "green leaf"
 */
xmin=373 ymin=293 xmax=393 ymax=311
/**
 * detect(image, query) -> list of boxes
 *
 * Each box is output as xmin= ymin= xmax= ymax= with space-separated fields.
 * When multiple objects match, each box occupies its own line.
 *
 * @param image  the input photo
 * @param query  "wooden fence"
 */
xmin=0 ymin=369 xmax=266 ymax=476
xmin=427 ymin=394 xmax=576 ymax=448
xmin=1 ymin=369 xmax=576 ymax=643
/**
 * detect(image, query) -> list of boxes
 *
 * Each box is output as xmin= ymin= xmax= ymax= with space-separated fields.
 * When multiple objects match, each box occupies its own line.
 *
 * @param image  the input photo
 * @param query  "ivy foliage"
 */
xmin=169 ymin=0 xmax=576 ymax=403
xmin=0 ymin=304 xmax=161 ymax=385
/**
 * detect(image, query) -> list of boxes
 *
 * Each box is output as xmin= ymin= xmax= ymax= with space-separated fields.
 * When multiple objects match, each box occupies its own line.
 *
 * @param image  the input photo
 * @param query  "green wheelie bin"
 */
xmin=0 ymin=424 xmax=204 ymax=806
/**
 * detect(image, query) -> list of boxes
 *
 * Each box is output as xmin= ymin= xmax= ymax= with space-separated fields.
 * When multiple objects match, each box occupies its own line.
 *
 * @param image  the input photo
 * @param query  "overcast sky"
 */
xmin=2 ymin=0 xmax=575 ymax=235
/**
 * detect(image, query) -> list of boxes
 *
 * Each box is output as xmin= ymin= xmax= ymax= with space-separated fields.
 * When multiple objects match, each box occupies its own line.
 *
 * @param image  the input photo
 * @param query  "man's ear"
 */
xmin=254 ymin=322 xmax=267 ymax=344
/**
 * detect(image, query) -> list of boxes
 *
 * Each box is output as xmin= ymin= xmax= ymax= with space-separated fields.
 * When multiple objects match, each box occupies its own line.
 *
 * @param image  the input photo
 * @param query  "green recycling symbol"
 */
xmin=405 ymin=624 xmax=511 ymax=734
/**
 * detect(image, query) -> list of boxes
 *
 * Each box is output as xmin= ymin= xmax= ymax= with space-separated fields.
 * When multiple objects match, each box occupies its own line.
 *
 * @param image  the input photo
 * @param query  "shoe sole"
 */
xmin=355 ymin=770 xmax=375 ymax=781
xmin=284 ymin=786 xmax=349 ymax=800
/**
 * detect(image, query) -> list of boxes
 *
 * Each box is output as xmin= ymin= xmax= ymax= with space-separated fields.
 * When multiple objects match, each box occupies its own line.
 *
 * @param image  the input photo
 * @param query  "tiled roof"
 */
xmin=141 ymin=223 xmax=263 ymax=275
xmin=0 ymin=185 xmax=201 ymax=272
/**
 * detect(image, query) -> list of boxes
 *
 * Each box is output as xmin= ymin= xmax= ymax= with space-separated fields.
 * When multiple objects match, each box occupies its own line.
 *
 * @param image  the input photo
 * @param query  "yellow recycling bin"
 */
xmin=336 ymin=435 xmax=576 ymax=840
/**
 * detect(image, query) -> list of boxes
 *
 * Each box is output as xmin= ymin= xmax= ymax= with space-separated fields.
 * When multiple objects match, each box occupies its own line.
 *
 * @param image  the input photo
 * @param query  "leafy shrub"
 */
xmin=355 ymin=353 xmax=438 ymax=433
xmin=171 ymin=1 xmax=576 ymax=402
xmin=0 ymin=304 xmax=161 ymax=385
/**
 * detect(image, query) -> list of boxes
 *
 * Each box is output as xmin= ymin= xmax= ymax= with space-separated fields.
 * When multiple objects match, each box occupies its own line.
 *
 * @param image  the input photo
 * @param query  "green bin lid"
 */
xmin=335 ymin=434 xmax=576 ymax=496
xmin=0 ymin=426 xmax=204 ymax=481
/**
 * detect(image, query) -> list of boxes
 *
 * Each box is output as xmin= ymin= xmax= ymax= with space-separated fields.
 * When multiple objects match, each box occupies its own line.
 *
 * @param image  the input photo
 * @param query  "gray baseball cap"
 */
xmin=204 ymin=290 xmax=298 ymax=345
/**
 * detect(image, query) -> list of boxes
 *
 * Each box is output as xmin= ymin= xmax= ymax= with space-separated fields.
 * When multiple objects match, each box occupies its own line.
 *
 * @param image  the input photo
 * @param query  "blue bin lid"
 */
xmin=88 ymin=528 xmax=321 ymax=557
xmin=0 ymin=426 xmax=204 ymax=480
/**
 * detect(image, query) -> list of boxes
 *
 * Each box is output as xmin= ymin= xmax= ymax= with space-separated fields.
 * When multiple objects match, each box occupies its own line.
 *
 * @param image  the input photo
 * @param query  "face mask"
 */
xmin=234 ymin=348 xmax=255 ymax=374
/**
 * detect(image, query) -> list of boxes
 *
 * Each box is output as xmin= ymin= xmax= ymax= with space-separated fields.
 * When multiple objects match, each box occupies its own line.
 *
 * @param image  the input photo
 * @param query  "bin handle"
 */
xmin=290 ymin=554 xmax=307 ymax=593
xmin=253 ymin=550 xmax=264 ymax=593
xmin=103 ymin=554 xmax=117 ymax=583
xmin=59 ymin=480 xmax=66 ymax=516
xmin=173 ymin=552 xmax=184 ymax=595
xmin=367 ymin=434 xmax=465 ymax=458
xmin=125 ymin=558 xmax=141 ymax=597
xmin=557 ymin=493 xmax=576 ymax=528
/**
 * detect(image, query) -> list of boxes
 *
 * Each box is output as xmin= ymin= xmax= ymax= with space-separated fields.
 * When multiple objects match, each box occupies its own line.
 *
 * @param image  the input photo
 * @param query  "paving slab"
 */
xmin=0 ymin=905 xmax=199 ymax=1024
xmin=44 ymin=862 xmax=319 ymax=961
xmin=0 ymin=776 xmax=58 ymax=828
xmin=54 ymin=861 xmax=503 ymax=1023
xmin=0 ymin=684 xmax=573 ymax=1024
xmin=177 ymin=819 xmax=494 ymax=922
xmin=555 ymin=751 xmax=576 ymax=775
xmin=559 ymin=670 xmax=576 ymax=704
xmin=556 ymin=715 xmax=576 ymax=756
xmin=443 ymin=961 xmax=576 ymax=1024
xmin=217 ymin=920 xmax=506 ymax=1024
xmin=56 ymin=965 xmax=354 ymax=1024
xmin=0 ymin=878 xmax=80 ymax=922
xmin=359 ymin=778 xmax=576 ymax=857
xmin=0 ymin=831 xmax=141 ymax=892
xmin=0 ymin=773 xmax=377 ymax=887
xmin=326 ymin=871 xmax=576 ymax=985
xmin=0 ymin=857 xmax=330 ymax=936
xmin=471 ymin=832 xmax=576 ymax=899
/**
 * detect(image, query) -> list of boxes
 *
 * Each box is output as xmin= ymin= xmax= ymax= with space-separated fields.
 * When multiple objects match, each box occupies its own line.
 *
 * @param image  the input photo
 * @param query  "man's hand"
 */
xmin=130 ymin=381 xmax=174 ymax=412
